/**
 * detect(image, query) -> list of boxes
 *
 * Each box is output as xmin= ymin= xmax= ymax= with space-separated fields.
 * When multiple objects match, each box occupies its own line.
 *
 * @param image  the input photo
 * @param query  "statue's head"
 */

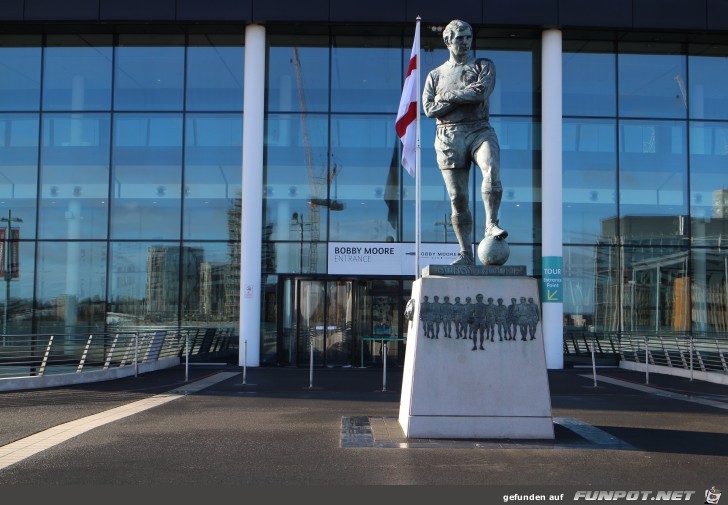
xmin=443 ymin=19 xmax=472 ymax=45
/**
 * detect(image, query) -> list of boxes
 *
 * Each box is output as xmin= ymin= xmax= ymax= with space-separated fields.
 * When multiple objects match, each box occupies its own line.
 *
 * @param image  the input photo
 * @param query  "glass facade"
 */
xmin=563 ymin=38 xmax=728 ymax=336
xmin=0 ymin=34 xmax=244 ymax=336
xmin=1 ymin=27 xmax=727 ymax=365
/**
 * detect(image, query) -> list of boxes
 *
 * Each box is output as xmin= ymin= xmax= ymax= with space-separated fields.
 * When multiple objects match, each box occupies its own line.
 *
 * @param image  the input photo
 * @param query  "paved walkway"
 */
xmin=0 ymin=364 xmax=726 ymax=495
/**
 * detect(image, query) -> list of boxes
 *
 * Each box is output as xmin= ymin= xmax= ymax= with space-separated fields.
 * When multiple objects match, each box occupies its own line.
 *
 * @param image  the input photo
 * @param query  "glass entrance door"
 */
xmin=291 ymin=279 xmax=355 ymax=367
xmin=277 ymin=277 xmax=403 ymax=367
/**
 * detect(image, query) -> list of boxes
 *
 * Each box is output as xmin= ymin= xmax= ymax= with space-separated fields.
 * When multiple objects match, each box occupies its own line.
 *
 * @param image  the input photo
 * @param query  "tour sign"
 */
xmin=541 ymin=256 xmax=562 ymax=303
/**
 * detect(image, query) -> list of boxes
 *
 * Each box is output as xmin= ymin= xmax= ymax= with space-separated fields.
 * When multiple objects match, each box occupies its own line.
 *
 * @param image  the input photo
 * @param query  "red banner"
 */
xmin=9 ymin=228 xmax=19 ymax=278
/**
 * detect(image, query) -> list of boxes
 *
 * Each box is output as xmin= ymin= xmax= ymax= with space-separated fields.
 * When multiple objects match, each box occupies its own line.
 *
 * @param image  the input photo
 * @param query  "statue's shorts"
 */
xmin=434 ymin=122 xmax=501 ymax=191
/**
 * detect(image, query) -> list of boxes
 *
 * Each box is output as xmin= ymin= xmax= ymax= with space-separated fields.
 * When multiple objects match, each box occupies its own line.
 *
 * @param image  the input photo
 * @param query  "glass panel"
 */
xmin=297 ymin=280 xmax=325 ymax=366
xmin=325 ymin=280 xmax=352 ymax=365
xmin=621 ymin=246 xmax=689 ymax=333
xmin=180 ymin=242 xmax=240 ymax=325
xmin=184 ymin=114 xmax=243 ymax=240
xmin=187 ymin=35 xmax=244 ymax=111
xmin=331 ymin=36 xmax=401 ymax=113
xmin=563 ymin=43 xmax=616 ymax=117
xmin=1 ymin=240 xmax=34 ymax=336
xmin=690 ymin=122 xmax=728 ymax=245
xmin=689 ymin=46 xmax=728 ymax=120
xmin=35 ymin=241 xmax=107 ymax=334
xmin=264 ymin=113 xmax=329 ymax=243
xmin=0 ymin=114 xmax=39 ymax=239
xmin=43 ymin=36 xmax=113 ymax=111
xmin=593 ymin=245 xmax=621 ymax=331
xmin=114 ymin=36 xmax=185 ymax=111
xmin=267 ymin=36 xmax=329 ymax=113
xmin=260 ymin=274 xmax=278 ymax=364
xmin=478 ymin=49 xmax=534 ymax=116
xmin=369 ymin=279 xmax=403 ymax=366
xmin=563 ymin=245 xmax=597 ymax=332
xmin=108 ymin=242 xmax=180 ymax=325
xmin=0 ymin=37 xmax=41 ymax=111
xmin=111 ymin=113 xmax=183 ymax=239
xmin=329 ymin=114 xmax=399 ymax=241
xmin=563 ymin=118 xmax=617 ymax=244
xmin=618 ymin=120 xmax=687 ymax=244
xmin=618 ymin=46 xmax=687 ymax=119
xmin=690 ymin=249 xmax=728 ymax=333
xmin=39 ymin=113 xmax=111 ymax=239
xmin=272 ymin=276 xmax=295 ymax=365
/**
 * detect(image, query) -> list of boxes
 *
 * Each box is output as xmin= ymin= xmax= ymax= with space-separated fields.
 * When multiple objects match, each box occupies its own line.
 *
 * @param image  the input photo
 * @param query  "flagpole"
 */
xmin=414 ymin=16 xmax=422 ymax=279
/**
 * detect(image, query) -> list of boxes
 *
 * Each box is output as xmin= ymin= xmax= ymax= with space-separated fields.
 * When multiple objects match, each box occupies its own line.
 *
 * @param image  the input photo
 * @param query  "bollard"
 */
xmin=689 ymin=335 xmax=694 ymax=382
xmin=242 ymin=339 xmax=248 ymax=385
xmin=134 ymin=332 xmax=139 ymax=378
xmin=644 ymin=335 xmax=649 ymax=385
xmin=308 ymin=337 xmax=314 ymax=389
xmin=382 ymin=341 xmax=388 ymax=392
xmin=590 ymin=341 xmax=597 ymax=388
xmin=185 ymin=331 xmax=190 ymax=383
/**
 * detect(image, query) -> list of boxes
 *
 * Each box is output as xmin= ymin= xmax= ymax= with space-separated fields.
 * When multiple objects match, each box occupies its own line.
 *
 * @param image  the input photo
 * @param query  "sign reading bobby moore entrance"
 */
xmin=327 ymin=242 xmax=462 ymax=276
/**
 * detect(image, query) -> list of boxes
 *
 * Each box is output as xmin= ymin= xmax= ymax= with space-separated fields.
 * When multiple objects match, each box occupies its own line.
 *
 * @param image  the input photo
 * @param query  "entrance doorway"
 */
xmin=276 ymin=277 xmax=405 ymax=367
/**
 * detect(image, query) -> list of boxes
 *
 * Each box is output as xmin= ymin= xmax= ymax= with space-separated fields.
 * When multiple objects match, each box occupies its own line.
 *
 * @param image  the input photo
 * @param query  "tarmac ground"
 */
xmin=0 ymin=363 xmax=726 ymax=502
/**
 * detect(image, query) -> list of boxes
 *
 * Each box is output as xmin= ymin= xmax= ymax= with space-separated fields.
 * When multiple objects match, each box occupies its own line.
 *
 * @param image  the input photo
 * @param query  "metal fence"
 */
xmin=564 ymin=330 xmax=728 ymax=382
xmin=0 ymin=326 xmax=238 ymax=381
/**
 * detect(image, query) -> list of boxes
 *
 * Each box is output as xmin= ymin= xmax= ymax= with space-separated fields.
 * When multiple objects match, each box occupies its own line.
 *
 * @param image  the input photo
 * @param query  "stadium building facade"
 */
xmin=1 ymin=0 xmax=727 ymax=369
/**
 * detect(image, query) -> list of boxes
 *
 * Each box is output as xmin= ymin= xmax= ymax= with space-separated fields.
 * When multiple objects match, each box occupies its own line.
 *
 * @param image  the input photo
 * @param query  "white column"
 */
xmin=541 ymin=29 xmax=564 ymax=369
xmin=239 ymin=24 xmax=266 ymax=367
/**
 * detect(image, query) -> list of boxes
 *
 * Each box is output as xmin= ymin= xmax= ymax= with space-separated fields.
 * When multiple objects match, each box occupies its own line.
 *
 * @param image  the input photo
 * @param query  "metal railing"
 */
xmin=564 ymin=330 xmax=728 ymax=383
xmin=0 ymin=326 xmax=238 ymax=383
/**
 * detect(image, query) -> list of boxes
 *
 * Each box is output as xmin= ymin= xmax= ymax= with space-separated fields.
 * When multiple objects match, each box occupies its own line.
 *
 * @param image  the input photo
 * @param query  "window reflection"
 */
xmin=328 ymin=115 xmax=399 ymax=241
xmin=618 ymin=47 xmax=687 ymax=119
xmin=620 ymin=246 xmax=690 ymax=333
xmin=563 ymin=245 xmax=596 ymax=331
xmin=563 ymin=45 xmax=616 ymax=117
xmin=111 ymin=114 xmax=183 ymax=239
xmin=1 ymin=240 xmax=34 ymax=335
xmin=36 ymin=241 xmax=107 ymax=334
xmin=115 ymin=36 xmax=185 ymax=111
xmin=0 ymin=38 xmax=41 ymax=111
xmin=108 ymin=242 xmax=180 ymax=325
xmin=264 ymin=113 xmax=329 ymax=243
xmin=0 ymin=114 xmax=39 ymax=239
xmin=478 ymin=49 xmax=534 ymax=116
xmin=180 ymin=243 xmax=240 ymax=324
xmin=187 ymin=35 xmax=244 ymax=111
xmin=184 ymin=114 xmax=243 ymax=240
xmin=690 ymin=122 xmax=728 ymax=244
xmin=39 ymin=113 xmax=111 ymax=239
xmin=689 ymin=46 xmax=728 ymax=120
xmin=563 ymin=119 xmax=617 ymax=244
xmin=267 ymin=38 xmax=329 ymax=113
xmin=43 ymin=36 xmax=113 ymax=111
xmin=618 ymin=120 xmax=687 ymax=244
xmin=331 ymin=36 xmax=401 ymax=113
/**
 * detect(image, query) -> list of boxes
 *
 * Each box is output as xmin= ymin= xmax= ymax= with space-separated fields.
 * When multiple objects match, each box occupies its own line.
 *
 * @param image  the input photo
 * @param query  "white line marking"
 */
xmin=0 ymin=372 xmax=238 ymax=471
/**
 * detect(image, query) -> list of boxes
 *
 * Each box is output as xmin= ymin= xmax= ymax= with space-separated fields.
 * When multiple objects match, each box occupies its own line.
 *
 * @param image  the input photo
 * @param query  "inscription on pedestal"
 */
xmin=423 ymin=264 xmax=526 ymax=277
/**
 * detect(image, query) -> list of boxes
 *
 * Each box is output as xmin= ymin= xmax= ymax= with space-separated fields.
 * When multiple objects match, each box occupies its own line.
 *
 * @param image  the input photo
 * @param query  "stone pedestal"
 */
xmin=399 ymin=266 xmax=554 ymax=439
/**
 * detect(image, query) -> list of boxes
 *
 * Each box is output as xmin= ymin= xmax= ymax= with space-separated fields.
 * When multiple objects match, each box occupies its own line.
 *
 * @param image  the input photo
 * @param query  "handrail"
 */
xmin=0 ymin=326 xmax=238 ymax=385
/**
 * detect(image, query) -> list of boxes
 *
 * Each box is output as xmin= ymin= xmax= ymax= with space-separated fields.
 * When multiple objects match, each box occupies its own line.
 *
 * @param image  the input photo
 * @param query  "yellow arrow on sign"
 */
xmin=547 ymin=289 xmax=559 ymax=301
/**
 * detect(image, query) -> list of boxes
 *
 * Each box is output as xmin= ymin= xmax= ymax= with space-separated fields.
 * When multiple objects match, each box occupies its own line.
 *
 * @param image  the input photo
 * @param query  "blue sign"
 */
xmin=542 ymin=256 xmax=562 ymax=303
